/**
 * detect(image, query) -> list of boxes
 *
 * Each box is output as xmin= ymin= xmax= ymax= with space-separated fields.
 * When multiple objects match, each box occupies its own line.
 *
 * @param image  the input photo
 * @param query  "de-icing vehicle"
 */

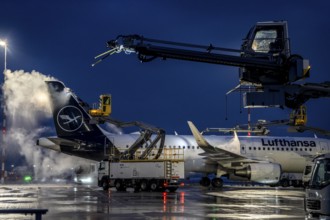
xmin=305 ymin=154 xmax=330 ymax=218
xmin=97 ymin=21 xmax=330 ymax=132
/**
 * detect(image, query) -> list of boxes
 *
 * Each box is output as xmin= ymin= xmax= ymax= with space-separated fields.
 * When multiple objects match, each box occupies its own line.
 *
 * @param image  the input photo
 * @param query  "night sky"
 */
xmin=1 ymin=0 xmax=330 ymax=137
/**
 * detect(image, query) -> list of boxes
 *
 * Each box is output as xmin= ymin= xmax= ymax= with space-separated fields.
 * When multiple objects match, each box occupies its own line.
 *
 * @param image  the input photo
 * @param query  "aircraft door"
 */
xmin=319 ymin=141 xmax=329 ymax=154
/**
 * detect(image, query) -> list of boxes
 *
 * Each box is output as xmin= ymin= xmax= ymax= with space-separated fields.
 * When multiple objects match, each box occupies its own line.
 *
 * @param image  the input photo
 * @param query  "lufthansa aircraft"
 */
xmin=37 ymin=81 xmax=330 ymax=187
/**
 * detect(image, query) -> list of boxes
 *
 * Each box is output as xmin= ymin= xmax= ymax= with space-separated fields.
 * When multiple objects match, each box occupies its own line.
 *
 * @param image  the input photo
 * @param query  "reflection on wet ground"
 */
xmin=0 ymin=184 xmax=307 ymax=219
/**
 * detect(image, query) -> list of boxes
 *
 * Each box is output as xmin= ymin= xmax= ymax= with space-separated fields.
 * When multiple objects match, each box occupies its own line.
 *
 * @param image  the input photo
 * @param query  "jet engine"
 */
xmin=234 ymin=163 xmax=281 ymax=184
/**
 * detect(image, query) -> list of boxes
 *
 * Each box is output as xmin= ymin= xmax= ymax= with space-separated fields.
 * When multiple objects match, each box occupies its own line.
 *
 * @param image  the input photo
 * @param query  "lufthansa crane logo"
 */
xmin=57 ymin=106 xmax=83 ymax=132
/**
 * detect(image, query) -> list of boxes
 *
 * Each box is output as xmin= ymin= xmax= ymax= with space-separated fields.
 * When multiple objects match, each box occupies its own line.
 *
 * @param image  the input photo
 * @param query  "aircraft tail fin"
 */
xmin=46 ymin=81 xmax=104 ymax=139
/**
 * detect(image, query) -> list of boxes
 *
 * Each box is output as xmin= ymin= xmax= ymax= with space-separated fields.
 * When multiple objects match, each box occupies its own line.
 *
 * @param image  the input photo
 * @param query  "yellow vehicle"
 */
xmin=290 ymin=105 xmax=307 ymax=126
xmin=89 ymin=94 xmax=111 ymax=117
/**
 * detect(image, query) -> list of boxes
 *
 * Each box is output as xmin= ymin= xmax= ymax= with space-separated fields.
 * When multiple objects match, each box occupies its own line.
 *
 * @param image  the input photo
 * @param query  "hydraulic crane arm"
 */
xmin=107 ymin=35 xmax=281 ymax=70
xmin=97 ymin=21 xmax=310 ymax=85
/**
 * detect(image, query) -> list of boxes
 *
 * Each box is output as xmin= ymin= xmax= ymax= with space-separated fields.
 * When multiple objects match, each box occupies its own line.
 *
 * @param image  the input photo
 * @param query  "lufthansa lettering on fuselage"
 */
xmin=261 ymin=139 xmax=316 ymax=147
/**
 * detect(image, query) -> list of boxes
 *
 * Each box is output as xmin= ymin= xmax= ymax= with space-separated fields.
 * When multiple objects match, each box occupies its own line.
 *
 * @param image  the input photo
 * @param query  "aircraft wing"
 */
xmin=188 ymin=121 xmax=261 ymax=165
xmin=36 ymin=137 xmax=79 ymax=152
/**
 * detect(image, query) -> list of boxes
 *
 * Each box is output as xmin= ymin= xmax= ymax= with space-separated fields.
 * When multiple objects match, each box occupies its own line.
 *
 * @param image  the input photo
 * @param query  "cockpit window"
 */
xmin=252 ymin=29 xmax=279 ymax=53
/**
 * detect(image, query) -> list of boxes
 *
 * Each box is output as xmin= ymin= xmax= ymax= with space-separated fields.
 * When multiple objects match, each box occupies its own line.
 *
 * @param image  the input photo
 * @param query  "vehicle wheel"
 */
xmin=167 ymin=187 xmax=178 ymax=193
xmin=115 ymin=180 xmax=125 ymax=191
xmin=281 ymin=179 xmax=289 ymax=187
xmin=134 ymin=183 xmax=141 ymax=192
xmin=102 ymin=180 xmax=109 ymax=191
xmin=149 ymin=180 xmax=158 ymax=192
xmin=211 ymin=178 xmax=223 ymax=188
xmin=140 ymin=179 xmax=149 ymax=191
xmin=200 ymin=177 xmax=211 ymax=187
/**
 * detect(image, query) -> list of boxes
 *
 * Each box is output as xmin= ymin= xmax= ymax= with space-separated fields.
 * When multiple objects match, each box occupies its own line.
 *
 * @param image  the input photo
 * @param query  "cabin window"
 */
xmin=188 ymin=146 xmax=190 ymax=149
xmin=286 ymin=148 xmax=289 ymax=151
xmin=197 ymin=146 xmax=200 ymax=149
xmin=249 ymin=147 xmax=252 ymax=150
xmin=263 ymin=147 xmax=265 ymax=150
xmin=242 ymin=146 xmax=245 ymax=151
xmin=192 ymin=146 xmax=195 ymax=149
xmin=253 ymin=147 xmax=256 ymax=150
xmin=258 ymin=147 xmax=261 ymax=150
xmin=267 ymin=147 xmax=270 ymax=151
xmin=272 ymin=147 xmax=274 ymax=151
xmin=183 ymin=146 xmax=185 ymax=149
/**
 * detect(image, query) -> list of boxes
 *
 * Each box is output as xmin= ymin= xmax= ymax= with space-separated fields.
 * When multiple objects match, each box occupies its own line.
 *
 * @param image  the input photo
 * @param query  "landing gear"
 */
xmin=200 ymin=177 xmax=211 ymax=187
xmin=200 ymin=177 xmax=223 ymax=188
xmin=211 ymin=178 xmax=223 ymax=188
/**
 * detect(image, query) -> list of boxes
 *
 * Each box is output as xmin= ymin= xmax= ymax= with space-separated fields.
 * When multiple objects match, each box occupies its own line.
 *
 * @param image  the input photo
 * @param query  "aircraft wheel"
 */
xmin=211 ymin=178 xmax=223 ymax=188
xmin=200 ymin=177 xmax=211 ymax=187
xmin=140 ymin=179 xmax=149 ymax=191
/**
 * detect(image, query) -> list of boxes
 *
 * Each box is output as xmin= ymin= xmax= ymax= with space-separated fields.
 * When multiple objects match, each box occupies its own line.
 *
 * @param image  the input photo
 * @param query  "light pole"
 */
xmin=0 ymin=40 xmax=7 ymax=184
xmin=0 ymin=41 xmax=6 ymax=71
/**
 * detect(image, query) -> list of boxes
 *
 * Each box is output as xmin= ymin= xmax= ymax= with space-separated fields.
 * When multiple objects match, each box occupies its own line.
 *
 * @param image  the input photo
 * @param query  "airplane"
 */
xmin=37 ymin=80 xmax=330 ymax=188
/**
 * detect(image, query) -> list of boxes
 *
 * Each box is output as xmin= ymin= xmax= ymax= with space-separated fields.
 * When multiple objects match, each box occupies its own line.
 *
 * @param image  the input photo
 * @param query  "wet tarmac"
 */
xmin=0 ymin=183 xmax=308 ymax=219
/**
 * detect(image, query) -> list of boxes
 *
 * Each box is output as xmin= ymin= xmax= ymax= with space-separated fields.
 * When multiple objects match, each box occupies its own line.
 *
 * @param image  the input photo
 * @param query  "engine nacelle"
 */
xmin=235 ymin=163 xmax=281 ymax=184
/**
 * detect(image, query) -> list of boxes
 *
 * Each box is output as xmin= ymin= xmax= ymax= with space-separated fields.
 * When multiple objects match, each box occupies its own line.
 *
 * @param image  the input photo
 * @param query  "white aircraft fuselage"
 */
xmin=107 ymin=131 xmax=330 ymax=176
